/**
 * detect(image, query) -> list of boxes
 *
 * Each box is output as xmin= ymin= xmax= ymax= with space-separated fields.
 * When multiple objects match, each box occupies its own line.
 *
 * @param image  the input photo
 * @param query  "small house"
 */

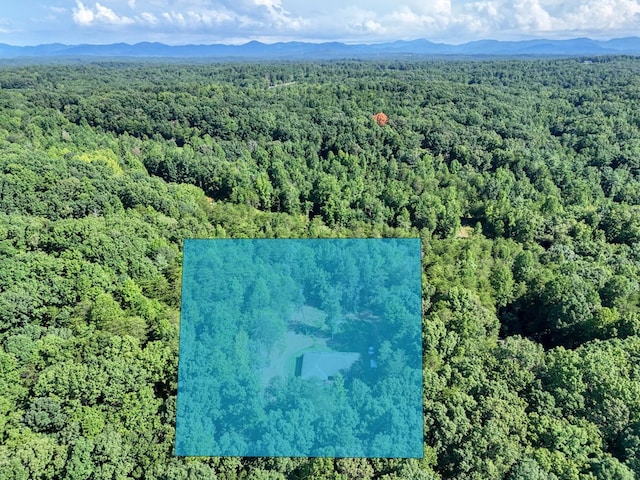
xmin=297 ymin=351 xmax=361 ymax=381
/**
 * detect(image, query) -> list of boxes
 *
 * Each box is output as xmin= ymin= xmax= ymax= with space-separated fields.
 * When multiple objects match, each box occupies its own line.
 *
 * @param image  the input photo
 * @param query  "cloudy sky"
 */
xmin=1 ymin=0 xmax=640 ymax=46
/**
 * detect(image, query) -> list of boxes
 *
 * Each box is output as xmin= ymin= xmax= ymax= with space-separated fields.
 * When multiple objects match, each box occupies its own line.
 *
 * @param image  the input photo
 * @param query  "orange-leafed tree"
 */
xmin=372 ymin=112 xmax=388 ymax=127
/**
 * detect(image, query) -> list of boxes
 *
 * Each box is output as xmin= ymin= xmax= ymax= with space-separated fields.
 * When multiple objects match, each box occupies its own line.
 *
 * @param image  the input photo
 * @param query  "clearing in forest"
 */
xmin=260 ymin=330 xmax=330 ymax=388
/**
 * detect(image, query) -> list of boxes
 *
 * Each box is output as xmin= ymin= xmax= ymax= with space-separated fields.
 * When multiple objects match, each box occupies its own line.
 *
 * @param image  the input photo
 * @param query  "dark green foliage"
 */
xmin=1 ymin=57 xmax=640 ymax=478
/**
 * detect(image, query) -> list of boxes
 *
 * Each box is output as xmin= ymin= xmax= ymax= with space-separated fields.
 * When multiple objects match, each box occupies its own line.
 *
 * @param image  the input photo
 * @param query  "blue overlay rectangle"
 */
xmin=175 ymin=238 xmax=423 ymax=458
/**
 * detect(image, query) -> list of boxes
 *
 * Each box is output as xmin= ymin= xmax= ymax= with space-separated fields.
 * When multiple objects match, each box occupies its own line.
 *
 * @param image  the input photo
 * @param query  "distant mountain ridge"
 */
xmin=1 ymin=37 xmax=639 ymax=59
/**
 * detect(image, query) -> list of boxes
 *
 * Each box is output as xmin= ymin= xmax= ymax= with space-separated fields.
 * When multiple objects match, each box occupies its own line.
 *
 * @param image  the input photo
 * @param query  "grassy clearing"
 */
xmin=261 ymin=331 xmax=330 ymax=388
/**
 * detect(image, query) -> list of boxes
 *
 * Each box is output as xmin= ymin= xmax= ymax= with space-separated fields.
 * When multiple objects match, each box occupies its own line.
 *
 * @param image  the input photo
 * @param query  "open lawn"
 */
xmin=260 ymin=331 xmax=331 ymax=388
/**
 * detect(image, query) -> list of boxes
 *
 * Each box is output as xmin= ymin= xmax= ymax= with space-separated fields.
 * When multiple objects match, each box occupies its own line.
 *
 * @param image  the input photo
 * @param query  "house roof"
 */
xmin=299 ymin=351 xmax=361 ymax=381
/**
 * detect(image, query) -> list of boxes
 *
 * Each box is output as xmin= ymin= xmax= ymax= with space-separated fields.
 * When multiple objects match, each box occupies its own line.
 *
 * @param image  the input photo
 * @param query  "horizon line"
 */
xmin=1 ymin=35 xmax=639 ymax=49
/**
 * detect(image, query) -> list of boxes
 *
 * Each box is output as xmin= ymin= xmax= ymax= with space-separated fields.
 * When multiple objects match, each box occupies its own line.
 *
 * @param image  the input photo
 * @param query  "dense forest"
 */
xmin=176 ymin=238 xmax=422 ymax=459
xmin=1 ymin=56 xmax=640 ymax=479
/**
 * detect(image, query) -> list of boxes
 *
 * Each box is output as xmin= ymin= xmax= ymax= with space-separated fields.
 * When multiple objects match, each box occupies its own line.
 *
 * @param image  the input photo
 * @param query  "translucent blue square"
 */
xmin=175 ymin=239 xmax=423 ymax=458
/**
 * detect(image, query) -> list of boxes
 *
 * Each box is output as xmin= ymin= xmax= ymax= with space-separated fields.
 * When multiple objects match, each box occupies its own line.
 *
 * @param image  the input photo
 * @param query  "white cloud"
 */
xmin=95 ymin=2 xmax=134 ymax=24
xmin=73 ymin=1 xmax=95 ymax=26
xmin=139 ymin=12 xmax=157 ymax=24
xmin=346 ymin=11 xmax=387 ymax=35
xmin=72 ymin=1 xmax=134 ymax=26
xmin=152 ymin=0 xmax=306 ymax=33
xmin=254 ymin=0 xmax=279 ymax=8
xmin=453 ymin=0 xmax=640 ymax=38
xmin=561 ymin=0 xmax=640 ymax=30
xmin=415 ymin=0 xmax=451 ymax=16
xmin=186 ymin=9 xmax=235 ymax=26
xmin=362 ymin=19 xmax=385 ymax=34
xmin=46 ymin=0 xmax=640 ymax=44
xmin=162 ymin=11 xmax=186 ymax=26
xmin=254 ymin=0 xmax=305 ymax=30
xmin=389 ymin=6 xmax=439 ymax=28
xmin=468 ymin=1 xmax=499 ymax=19
xmin=514 ymin=0 xmax=555 ymax=31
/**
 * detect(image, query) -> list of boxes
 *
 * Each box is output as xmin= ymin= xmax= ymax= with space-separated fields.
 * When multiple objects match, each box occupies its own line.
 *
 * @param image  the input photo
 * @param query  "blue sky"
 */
xmin=2 ymin=0 xmax=640 ymax=46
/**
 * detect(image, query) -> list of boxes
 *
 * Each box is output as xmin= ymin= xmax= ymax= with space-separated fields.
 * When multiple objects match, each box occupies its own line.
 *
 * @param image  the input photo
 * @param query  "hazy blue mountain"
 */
xmin=602 ymin=37 xmax=640 ymax=52
xmin=0 ymin=37 xmax=638 ymax=59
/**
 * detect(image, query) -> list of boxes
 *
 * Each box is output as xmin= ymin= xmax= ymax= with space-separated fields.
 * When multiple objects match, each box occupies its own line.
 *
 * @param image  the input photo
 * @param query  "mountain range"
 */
xmin=1 ymin=37 xmax=639 ymax=59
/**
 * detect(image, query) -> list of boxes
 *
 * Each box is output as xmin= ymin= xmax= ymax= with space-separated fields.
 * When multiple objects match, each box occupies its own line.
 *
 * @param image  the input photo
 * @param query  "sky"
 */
xmin=1 ymin=0 xmax=640 ymax=46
